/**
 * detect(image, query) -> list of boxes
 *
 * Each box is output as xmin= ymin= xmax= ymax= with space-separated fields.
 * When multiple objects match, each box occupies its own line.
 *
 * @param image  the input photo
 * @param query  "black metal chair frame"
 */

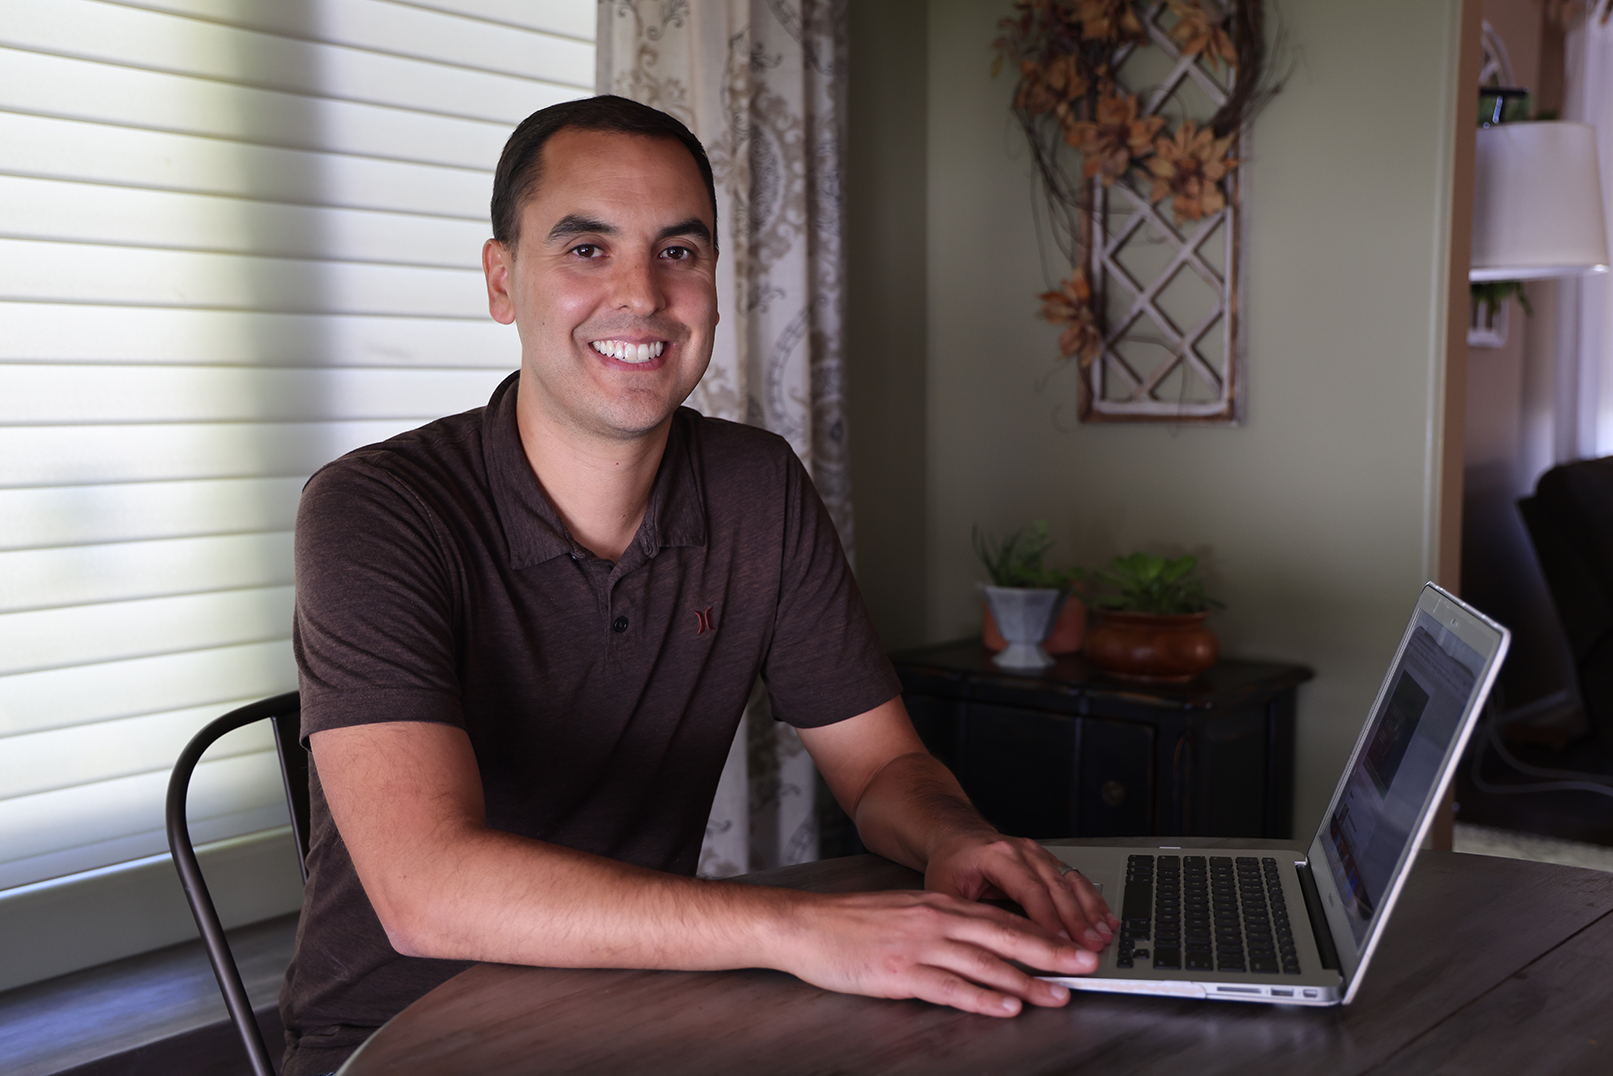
xmin=164 ymin=692 xmax=308 ymax=1076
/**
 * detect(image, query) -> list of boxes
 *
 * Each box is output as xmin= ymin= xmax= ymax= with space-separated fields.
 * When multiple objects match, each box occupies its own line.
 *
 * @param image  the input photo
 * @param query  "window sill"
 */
xmin=0 ymin=913 xmax=297 ymax=1076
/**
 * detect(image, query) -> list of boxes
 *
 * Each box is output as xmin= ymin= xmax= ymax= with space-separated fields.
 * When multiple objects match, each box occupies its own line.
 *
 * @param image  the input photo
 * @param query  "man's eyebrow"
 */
xmin=543 ymin=215 xmax=713 ymax=247
xmin=656 ymin=218 xmax=713 ymax=246
xmin=546 ymin=214 xmax=615 ymax=243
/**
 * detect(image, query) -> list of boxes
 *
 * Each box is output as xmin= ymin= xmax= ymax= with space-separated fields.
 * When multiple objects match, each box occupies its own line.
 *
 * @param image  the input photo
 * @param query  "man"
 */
xmin=280 ymin=96 xmax=1114 ymax=1076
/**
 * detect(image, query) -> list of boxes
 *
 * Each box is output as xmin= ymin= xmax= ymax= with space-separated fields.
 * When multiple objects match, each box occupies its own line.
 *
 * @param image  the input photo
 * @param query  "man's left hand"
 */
xmin=925 ymin=832 xmax=1118 ymax=952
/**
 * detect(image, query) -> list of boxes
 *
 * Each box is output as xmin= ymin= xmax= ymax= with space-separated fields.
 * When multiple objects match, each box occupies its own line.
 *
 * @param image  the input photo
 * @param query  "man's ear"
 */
xmin=483 ymin=239 xmax=517 ymax=325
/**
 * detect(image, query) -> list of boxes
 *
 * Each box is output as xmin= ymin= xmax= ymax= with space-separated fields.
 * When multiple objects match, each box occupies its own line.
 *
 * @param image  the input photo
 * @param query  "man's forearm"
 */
xmin=369 ymin=823 xmax=808 ymax=971
xmin=848 ymin=751 xmax=998 ymax=874
xmin=315 ymin=721 xmax=811 ymax=974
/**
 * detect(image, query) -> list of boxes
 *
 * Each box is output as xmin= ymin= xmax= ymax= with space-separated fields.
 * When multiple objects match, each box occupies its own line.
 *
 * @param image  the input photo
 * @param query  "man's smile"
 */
xmin=589 ymin=339 xmax=668 ymax=365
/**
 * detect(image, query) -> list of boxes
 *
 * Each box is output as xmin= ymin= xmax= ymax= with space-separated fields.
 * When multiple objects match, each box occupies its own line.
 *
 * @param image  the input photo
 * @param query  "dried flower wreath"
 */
xmin=993 ymin=0 xmax=1274 ymax=371
xmin=1544 ymin=0 xmax=1613 ymax=29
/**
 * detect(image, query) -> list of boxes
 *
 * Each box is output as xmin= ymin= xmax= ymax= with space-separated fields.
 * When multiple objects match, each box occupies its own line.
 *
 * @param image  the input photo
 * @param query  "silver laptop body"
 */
xmin=1038 ymin=583 xmax=1510 ymax=1006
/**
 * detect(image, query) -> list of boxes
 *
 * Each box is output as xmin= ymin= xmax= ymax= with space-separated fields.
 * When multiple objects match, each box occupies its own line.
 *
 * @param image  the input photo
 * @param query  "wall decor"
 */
xmin=1468 ymin=21 xmax=1519 ymax=350
xmin=994 ymin=1 xmax=1276 ymax=423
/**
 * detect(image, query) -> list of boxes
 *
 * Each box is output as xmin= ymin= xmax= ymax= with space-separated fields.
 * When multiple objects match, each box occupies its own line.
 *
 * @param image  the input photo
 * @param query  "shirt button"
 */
xmin=569 ymin=549 xmax=586 ymax=561
xmin=612 ymin=616 xmax=629 ymax=634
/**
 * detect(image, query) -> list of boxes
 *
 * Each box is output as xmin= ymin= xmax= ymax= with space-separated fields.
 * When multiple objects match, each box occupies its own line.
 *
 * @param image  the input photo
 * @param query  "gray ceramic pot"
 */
xmin=979 ymin=585 xmax=1067 ymax=669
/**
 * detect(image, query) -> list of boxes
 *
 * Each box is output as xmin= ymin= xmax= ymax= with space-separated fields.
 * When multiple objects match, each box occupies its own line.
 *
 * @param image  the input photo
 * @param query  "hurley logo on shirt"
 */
xmin=694 ymin=605 xmax=717 ymax=634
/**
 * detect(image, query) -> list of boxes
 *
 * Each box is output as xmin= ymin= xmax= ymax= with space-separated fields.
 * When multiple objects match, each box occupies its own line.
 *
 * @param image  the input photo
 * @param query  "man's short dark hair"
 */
xmin=491 ymin=95 xmax=718 ymax=251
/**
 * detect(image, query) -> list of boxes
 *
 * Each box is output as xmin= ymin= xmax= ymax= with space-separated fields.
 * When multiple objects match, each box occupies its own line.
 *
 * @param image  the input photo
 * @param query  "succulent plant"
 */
xmin=1093 ymin=552 xmax=1224 ymax=615
xmin=972 ymin=520 xmax=1083 ymax=590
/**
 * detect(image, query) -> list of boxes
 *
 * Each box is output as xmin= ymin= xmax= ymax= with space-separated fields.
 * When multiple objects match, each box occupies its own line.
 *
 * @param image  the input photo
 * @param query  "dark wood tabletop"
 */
xmin=340 ymin=839 xmax=1613 ymax=1076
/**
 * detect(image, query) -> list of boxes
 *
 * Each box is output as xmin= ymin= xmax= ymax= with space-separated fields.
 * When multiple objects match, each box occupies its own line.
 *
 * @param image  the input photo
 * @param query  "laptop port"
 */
xmin=1271 ymin=988 xmax=1293 ymax=997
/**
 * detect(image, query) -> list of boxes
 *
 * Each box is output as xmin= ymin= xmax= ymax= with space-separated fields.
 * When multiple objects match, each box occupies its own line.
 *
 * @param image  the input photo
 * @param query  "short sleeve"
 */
xmin=293 ymin=459 xmax=466 ymax=741
xmin=759 ymin=452 xmax=901 ymax=728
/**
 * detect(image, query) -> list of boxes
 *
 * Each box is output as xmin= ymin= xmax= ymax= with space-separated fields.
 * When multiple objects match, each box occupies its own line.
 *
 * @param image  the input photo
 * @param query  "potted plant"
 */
xmin=973 ymin=521 xmax=1084 ymax=669
xmin=1084 ymin=552 xmax=1223 ymax=681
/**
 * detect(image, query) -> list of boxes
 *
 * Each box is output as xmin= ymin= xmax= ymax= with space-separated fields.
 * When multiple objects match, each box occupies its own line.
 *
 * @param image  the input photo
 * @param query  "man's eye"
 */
xmin=569 ymin=244 xmax=600 ymax=258
xmin=661 ymin=245 xmax=692 ymax=261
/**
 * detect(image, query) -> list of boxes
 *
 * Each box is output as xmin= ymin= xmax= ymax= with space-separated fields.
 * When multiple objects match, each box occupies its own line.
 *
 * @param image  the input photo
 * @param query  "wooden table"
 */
xmin=340 ymin=840 xmax=1613 ymax=1076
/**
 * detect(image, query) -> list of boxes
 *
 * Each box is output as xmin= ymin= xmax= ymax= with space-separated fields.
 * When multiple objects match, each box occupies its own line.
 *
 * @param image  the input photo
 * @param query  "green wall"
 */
xmin=848 ymin=0 xmax=1470 ymax=834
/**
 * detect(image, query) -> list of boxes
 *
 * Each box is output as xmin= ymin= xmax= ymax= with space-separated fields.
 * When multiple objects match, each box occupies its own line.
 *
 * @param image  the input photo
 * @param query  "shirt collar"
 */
xmin=482 ymin=372 xmax=708 ymax=570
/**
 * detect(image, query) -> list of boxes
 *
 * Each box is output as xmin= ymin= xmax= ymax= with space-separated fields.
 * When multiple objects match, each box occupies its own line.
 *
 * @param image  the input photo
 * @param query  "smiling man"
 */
xmin=279 ymin=96 xmax=1114 ymax=1076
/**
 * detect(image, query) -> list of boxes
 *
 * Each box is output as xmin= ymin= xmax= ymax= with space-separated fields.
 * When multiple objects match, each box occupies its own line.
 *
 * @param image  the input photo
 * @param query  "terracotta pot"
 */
xmin=984 ymin=596 xmax=1085 ymax=655
xmin=1084 ymin=609 xmax=1218 ymax=682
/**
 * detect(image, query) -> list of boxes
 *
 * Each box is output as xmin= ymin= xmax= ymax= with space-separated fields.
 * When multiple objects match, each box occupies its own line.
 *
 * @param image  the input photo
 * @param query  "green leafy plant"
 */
xmin=1092 ymin=552 xmax=1224 ymax=615
xmin=1471 ymin=280 xmax=1532 ymax=320
xmin=972 ymin=520 xmax=1082 ymax=589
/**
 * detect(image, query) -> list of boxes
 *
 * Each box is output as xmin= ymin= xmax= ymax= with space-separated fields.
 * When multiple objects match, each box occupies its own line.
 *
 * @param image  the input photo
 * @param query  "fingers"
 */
xmin=1008 ymin=869 xmax=1089 ymax=945
xmin=904 ymin=953 xmax=1071 ymax=1016
xmin=964 ymin=839 xmax=1115 ymax=950
xmin=876 ymin=906 xmax=1094 ymax=1014
xmin=943 ymin=899 xmax=1100 ymax=977
xmin=785 ymin=890 xmax=1098 ymax=1019
xmin=1062 ymin=865 xmax=1120 ymax=933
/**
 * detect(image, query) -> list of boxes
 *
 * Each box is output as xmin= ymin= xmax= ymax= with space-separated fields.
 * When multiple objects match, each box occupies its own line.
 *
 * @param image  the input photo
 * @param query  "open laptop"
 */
xmin=1039 ymin=583 xmax=1509 ymax=1005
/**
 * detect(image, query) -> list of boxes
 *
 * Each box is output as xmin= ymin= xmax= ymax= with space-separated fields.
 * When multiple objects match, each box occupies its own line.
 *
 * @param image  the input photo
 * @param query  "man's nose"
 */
xmin=611 ymin=251 xmax=665 ymax=315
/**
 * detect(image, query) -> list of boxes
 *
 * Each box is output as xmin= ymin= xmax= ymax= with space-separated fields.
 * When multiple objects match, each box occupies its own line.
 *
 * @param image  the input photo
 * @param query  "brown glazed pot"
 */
xmin=983 ymin=596 xmax=1086 ymax=655
xmin=1084 ymin=609 xmax=1218 ymax=682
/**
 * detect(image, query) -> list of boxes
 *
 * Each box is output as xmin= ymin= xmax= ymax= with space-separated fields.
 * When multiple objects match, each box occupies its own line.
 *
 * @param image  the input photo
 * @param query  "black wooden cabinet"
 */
xmin=891 ymin=640 xmax=1312 ymax=840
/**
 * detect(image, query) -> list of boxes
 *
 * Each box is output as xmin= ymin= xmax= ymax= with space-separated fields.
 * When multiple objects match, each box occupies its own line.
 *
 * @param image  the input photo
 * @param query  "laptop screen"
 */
xmin=1320 ymin=608 xmax=1488 ymax=947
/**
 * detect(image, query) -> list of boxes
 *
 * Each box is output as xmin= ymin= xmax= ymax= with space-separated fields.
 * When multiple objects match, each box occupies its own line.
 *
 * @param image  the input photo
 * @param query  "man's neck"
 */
xmin=514 ymin=382 xmax=672 ymax=564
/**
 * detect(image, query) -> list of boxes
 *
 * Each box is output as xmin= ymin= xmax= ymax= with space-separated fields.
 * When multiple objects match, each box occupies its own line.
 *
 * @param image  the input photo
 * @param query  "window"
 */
xmin=0 ymin=0 xmax=593 ymax=988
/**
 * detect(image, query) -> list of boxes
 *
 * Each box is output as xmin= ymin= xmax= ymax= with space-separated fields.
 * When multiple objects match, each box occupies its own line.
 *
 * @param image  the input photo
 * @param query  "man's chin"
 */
xmin=519 ymin=367 xmax=700 ymax=438
xmin=573 ymin=396 xmax=691 ymax=443
xmin=591 ymin=378 xmax=707 ymax=438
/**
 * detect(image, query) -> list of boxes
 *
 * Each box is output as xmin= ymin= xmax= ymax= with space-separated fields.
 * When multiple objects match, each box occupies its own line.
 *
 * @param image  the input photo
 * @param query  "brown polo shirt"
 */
xmin=279 ymin=372 xmax=900 ymax=1075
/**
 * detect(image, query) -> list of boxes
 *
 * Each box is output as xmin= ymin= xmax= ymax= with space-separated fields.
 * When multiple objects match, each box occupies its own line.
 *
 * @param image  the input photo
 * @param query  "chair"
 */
xmin=1518 ymin=455 xmax=1613 ymax=752
xmin=165 ymin=692 xmax=307 ymax=1076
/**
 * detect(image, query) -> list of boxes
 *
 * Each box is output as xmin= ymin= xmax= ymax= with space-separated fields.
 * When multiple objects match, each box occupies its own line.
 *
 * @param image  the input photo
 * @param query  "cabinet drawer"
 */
xmin=1076 ymin=717 xmax=1154 ymax=836
xmin=960 ymin=703 xmax=1079 ymax=839
xmin=1195 ymin=703 xmax=1268 ymax=836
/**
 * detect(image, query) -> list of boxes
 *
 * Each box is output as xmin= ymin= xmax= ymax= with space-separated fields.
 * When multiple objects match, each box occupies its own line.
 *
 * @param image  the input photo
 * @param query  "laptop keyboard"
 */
xmin=1115 ymin=855 xmax=1300 ymax=975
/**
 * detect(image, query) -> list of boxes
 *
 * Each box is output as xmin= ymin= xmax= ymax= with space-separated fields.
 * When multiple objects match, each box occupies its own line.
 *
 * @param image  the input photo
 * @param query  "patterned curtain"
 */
xmin=596 ymin=0 xmax=853 ymax=876
xmin=1563 ymin=0 xmax=1613 ymax=459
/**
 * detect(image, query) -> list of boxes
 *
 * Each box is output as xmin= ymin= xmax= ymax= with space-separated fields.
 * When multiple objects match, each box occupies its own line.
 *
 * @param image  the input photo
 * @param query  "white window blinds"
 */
xmin=0 ymin=0 xmax=593 ymax=893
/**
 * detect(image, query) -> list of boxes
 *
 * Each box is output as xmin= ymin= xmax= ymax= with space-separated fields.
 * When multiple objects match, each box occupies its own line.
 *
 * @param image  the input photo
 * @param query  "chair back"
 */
xmin=165 ymin=691 xmax=304 ymax=1076
xmin=270 ymin=706 xmax=311 ymax=880
xmin=1519 ymin=455 xmax=1613 ymax=750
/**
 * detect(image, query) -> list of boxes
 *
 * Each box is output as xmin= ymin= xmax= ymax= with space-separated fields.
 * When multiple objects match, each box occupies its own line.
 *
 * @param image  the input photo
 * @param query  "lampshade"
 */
xmin=1470 ymin=121 xmax=1610 ymax=282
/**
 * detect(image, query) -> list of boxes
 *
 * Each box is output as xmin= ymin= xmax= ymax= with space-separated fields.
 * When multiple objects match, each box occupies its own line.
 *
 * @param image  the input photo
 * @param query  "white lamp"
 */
xmin=1471 ymin=121 xmax=1610 ymax=282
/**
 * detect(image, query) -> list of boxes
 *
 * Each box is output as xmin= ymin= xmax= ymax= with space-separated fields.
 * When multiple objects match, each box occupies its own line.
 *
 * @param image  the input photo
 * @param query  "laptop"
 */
xmin=1038 ymin=583 xmax=1509 ymax=1005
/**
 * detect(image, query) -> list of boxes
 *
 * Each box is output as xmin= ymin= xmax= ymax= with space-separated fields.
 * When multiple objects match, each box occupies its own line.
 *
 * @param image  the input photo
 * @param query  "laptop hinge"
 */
xmin=1296 ymin=860 xmax=1341 ymax=971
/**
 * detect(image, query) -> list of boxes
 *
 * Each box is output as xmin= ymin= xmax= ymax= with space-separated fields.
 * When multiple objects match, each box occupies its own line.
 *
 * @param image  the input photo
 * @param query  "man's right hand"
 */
xmin=772 ymin=889 xmax=1098 ymax=1016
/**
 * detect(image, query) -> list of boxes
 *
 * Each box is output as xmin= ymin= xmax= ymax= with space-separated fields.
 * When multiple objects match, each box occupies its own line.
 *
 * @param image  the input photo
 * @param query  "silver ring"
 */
xmin=1058 ymin=865 xmax=1081 ymax=877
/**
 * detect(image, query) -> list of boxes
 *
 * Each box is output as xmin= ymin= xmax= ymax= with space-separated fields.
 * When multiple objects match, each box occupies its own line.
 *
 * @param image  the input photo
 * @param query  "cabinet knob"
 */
xmin=1101 ymin=780 xmax=1127 ymax=807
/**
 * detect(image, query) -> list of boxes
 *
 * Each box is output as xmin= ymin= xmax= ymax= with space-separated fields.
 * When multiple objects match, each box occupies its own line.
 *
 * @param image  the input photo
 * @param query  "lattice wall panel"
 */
xmin=1080 ymin=5 xmax=1244 ymax=424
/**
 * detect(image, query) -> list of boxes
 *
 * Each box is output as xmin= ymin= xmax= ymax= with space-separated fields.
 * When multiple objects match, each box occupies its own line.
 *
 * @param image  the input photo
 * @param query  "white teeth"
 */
xmin=590 ymin=340 xmax=664 ymax=364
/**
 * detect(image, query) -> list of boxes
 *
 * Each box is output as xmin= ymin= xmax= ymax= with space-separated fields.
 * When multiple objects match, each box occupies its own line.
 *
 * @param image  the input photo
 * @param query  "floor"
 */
xmin=1452 ymin=703 xmax=1613 ymax=872
xmin=1454 ymin=821 xmax=1613 ymax=873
